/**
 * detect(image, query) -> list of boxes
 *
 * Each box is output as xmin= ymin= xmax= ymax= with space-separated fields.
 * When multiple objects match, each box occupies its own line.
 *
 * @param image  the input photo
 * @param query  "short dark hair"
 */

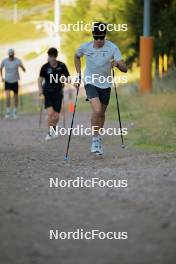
xmin=92 ymin=22 xmax=107 ymax=35
xmin=47 ymin=47 xmax=58 ymax=57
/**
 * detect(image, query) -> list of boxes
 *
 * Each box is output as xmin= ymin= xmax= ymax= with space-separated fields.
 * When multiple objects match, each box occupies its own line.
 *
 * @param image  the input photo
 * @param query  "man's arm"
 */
xmin=112 ymin=60 xmax=128 ymax=73
xmin=0 ymin=63 xmax=4 ymax=82
xmin=112 ymin=45 xmax=128 ymax=73
xmin=38 ymin=77 xmax=44 ymax=96
xmin=74 ymin=54 xmax=81 ymax=78
xmin=19 ymin=64 xmax=26 ymax=72
xmin=74 ymin=44 xmax=85 ymax=86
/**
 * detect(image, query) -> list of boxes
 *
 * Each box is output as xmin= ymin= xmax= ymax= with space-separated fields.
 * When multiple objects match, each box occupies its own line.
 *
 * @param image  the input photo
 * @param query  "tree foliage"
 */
xmin=61 ymin=0 xmax=176 ymax=69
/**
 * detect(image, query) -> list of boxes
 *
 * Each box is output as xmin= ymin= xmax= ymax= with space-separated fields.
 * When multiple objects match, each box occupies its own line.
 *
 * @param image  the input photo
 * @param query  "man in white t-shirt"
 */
xmin=74 ymin=22 xmax=127 ymax=155
xmin=0 ymin=49 xmax=26 ymax=119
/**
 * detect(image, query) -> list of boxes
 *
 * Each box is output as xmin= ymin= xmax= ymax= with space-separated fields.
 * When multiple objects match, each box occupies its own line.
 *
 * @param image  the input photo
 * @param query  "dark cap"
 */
xmin=92 ymin=22 xmax=107 ymax=35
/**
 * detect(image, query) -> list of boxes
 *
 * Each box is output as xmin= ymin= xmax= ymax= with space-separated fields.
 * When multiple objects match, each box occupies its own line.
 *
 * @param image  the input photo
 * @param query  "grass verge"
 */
xmin=77 ymin=87 xmax=176 ymax=153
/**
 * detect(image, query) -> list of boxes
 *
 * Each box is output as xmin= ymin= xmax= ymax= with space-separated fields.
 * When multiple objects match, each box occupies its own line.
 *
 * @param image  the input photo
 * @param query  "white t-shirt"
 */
xmin=1 ymin=57 xmax=22 ymax=83
xmin=76 ymin=40 xmax=122 ymax=88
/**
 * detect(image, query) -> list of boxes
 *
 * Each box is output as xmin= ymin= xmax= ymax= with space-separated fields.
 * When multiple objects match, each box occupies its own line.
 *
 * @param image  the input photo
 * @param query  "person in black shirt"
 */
xmin=38 ymin=47 xmax=70 ymax=140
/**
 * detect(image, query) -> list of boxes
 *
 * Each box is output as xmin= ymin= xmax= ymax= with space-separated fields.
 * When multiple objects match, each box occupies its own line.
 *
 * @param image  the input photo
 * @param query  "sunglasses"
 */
xmin=93 ymin=35 xmax=105 ymax=40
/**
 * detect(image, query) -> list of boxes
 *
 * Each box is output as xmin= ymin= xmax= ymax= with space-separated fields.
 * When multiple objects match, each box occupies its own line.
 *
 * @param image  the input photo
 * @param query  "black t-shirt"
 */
xmin=39 ymin=61 xmax=70 ymax=93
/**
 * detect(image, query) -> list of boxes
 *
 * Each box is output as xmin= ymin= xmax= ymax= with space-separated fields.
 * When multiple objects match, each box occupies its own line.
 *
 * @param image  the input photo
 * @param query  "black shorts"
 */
xmin=5 ymin=82 xmax=19 ymax=95
xmin=44 ymin=91 xmax=63 ymax=113
xmin=85 ymin=84 xmax=111 ymax=105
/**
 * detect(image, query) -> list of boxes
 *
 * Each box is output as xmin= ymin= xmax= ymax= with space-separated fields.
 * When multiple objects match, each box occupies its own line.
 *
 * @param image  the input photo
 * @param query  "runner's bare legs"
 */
xmin=5 ymin=90 xmax=11 ymax=117
xmin=89 ymin=97 xmax=107 ymax=154
xmin=14 ymin=93 xmax=18 ymax=108
xmin=89 ymin=97 xmax=107 ymax=135
xmin=47 ymin=106 xmax=60 ymax=129
xmin=5 ymin=90 xmax=10 ymax=108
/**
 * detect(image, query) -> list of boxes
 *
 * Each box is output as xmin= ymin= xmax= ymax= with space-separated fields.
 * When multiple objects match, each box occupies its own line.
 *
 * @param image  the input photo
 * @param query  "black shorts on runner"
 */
xmin=85 ymin=84 xmax=111 ymax=105
xmin=44 ymin=91 xmax=63 ymax=113
xmin=5 ymin=82 xmax=19 ymax=95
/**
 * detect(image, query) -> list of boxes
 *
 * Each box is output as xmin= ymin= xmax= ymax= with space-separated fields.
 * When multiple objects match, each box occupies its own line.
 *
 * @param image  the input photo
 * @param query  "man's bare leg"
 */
xmin=14 ymin=93 xmax=18 ymax=108
xmin=45 ymin=107 xmax=60 ymax=140
xmin=53 ymin=111 xmax=60 ymax=126
xmin=5 ymin=90 xmax=11 ymax=117
xmin=47 ymin=107 xmax=60 ymax=129
xmin=6 ymin=90 xmax=10 ymax=108
xmin=12 ymin=93 xmax=18 ymax=118
xmin=89 ymin=97 xmax=107 ymax=154
xmin=89 ymin=97 xmax=107 ymax=135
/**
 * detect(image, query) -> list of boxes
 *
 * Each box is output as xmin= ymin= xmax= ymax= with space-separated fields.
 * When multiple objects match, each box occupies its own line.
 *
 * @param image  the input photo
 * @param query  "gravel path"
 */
xmin=0 ymin=113 xmax=176 ymax=264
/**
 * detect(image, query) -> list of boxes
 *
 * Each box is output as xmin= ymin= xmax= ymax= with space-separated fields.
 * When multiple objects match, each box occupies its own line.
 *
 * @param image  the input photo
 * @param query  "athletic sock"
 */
xmin=13 ymin=108 xmax=17 ymax=114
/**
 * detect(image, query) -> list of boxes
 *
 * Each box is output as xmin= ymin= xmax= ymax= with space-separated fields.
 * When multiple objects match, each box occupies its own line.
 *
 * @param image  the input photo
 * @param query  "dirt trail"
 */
xmin=0 ymin=113 xmax=176 ymax=264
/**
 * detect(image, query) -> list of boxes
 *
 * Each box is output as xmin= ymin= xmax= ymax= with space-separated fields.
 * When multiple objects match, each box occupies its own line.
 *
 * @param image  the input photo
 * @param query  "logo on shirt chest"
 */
xmin=47 ymin=68 xmax=52 ymax=74
xmin=47 ymin=67 xmax=62 ymax=75
xmin=87 ymin=50 xmax=109 ymax=58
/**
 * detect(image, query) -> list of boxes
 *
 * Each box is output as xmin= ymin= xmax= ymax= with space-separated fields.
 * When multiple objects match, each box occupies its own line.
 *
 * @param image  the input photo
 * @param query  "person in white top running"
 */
xmin=74 ymin=22 xmax=128 ymax=155
xmin=0 ymin=49 xmax=26 ymax=119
